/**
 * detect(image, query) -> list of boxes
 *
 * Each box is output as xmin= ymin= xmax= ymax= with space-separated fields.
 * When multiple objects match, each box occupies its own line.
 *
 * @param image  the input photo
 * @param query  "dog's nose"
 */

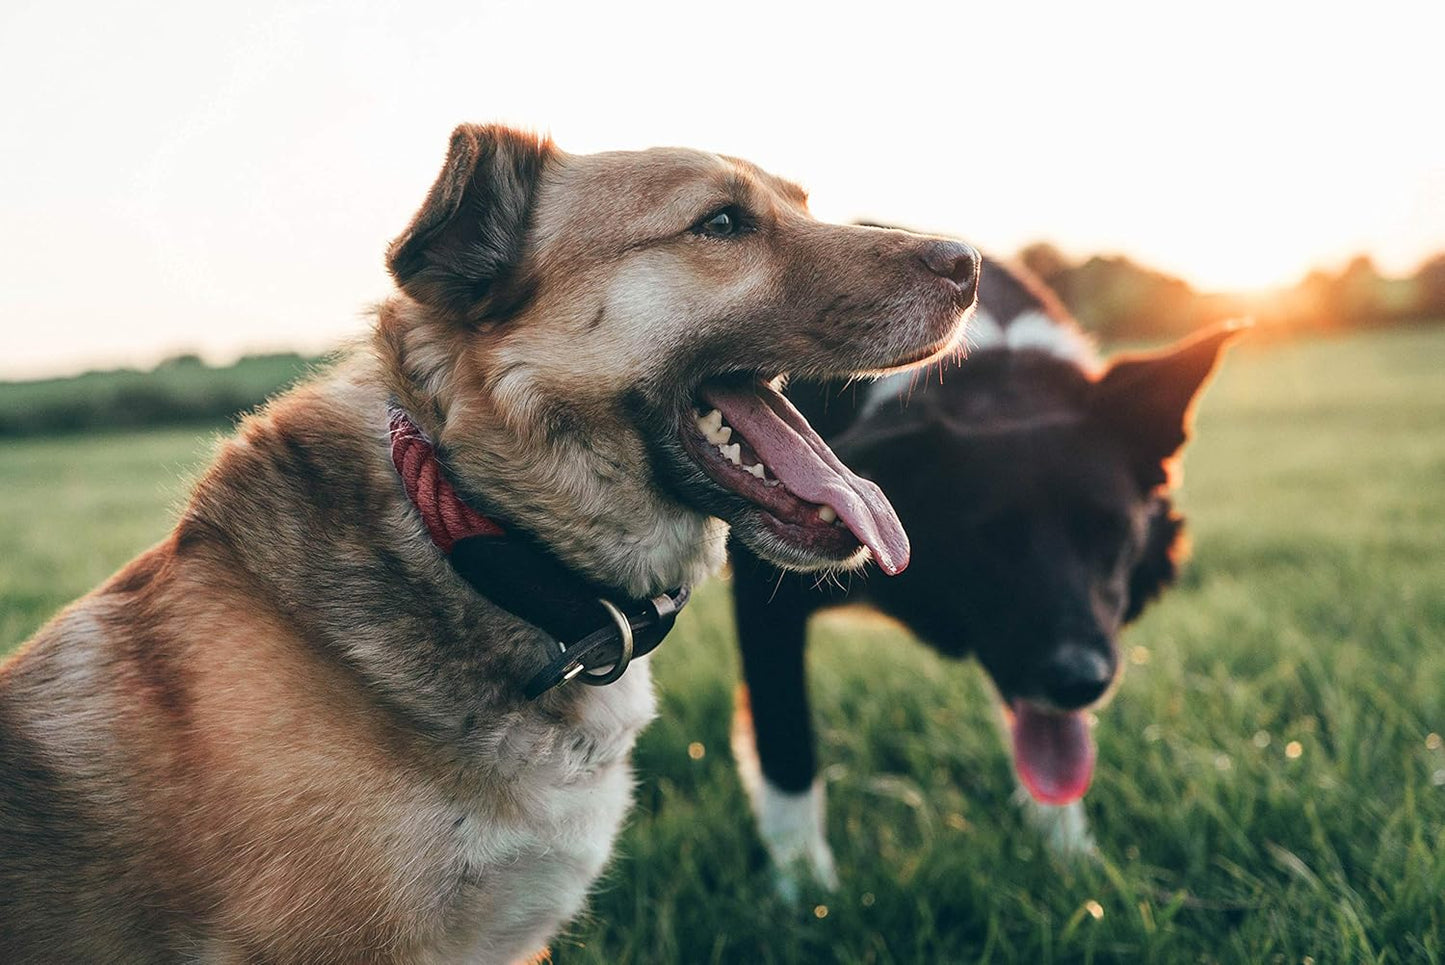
xmin=917 ymin=240 xmax=980 ymax=298
xmin=1040 ymin=644 xmax=1113 ymax=709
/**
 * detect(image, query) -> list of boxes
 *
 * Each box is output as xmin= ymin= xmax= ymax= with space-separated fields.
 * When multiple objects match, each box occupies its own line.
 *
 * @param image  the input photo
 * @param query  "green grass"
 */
xmin=2 ymin=328 xmax=1443 ymax=962
xmin=0 ymin=428 xmax=222 ymax=645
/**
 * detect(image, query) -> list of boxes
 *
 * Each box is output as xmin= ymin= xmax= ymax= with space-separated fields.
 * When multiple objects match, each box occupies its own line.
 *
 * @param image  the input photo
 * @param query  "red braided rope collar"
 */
xmin=388 ymin=408 xmax=504 ymax=552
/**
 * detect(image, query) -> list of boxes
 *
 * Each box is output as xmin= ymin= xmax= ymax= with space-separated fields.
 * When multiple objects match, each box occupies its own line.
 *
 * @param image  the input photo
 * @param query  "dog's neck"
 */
xmin=387 ymin=406 xmax=691 ymax=699
xmin=374 ymin=304 xmax=727 ymax=599
xmin=413 ymin=406 xmax=724 ymax=599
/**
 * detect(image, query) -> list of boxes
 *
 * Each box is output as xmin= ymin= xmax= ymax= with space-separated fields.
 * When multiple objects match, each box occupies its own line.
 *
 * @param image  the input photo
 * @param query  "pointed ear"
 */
xmin=1090 ymin=319 xmax=1249 ymax=488
xmin=386 ymin=124 xmax=556 ymax=322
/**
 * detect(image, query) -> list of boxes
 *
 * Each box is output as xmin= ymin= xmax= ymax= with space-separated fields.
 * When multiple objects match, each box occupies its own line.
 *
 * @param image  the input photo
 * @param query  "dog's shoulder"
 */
xmin=0 ymin=355 xmax=657 ymax=961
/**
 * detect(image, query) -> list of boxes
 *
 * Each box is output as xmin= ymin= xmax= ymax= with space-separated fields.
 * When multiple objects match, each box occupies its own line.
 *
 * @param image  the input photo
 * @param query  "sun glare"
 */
xmin=0 ymin=0 xmax=1441 ymax=376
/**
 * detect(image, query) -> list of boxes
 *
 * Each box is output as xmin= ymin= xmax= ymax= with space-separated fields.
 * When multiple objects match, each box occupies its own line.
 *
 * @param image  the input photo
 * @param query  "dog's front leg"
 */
xmin=1013 ymin=788 xmax=1098 ymax=859
xmin=730 ymin=548 xmax=838 ymax=900
xmin=731 ymin=688 xmax=838 ymax=901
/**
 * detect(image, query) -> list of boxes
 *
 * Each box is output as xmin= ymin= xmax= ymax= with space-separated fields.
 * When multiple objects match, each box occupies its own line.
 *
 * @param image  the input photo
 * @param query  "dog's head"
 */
xmin=840 ymin=322 xmax=1243 ymax=803
xmin=378 ymin=125 xmax=977 ymax=594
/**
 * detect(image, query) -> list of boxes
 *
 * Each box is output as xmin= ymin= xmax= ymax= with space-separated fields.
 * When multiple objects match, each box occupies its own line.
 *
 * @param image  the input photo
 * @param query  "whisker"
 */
xmin=767 ymin=570 xmax=787 ymax=605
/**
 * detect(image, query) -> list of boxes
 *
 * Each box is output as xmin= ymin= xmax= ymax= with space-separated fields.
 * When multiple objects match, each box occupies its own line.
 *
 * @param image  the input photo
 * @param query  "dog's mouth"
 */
xmin=676 ymin=375 xmax=909 ymax=575
xmin=1005 ymin=700 xmax=1097 ymax=806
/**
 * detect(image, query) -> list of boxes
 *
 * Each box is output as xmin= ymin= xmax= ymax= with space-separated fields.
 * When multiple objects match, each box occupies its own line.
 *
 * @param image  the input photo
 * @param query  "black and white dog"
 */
xmin=727 ymin=254 xmax=1242 ymax=894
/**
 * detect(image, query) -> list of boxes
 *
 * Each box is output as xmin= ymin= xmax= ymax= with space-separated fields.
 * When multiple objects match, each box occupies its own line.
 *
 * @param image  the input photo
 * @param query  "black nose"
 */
xmin=917 ymin=240 xmax=980 ymax=298
xmin=1040 ymin=644 xmax=1113 ymax=709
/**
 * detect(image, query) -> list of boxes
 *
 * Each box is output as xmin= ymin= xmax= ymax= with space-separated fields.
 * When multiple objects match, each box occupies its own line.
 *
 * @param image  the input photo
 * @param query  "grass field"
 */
xmin=2 ymin=328 xmax=1443 ymax=962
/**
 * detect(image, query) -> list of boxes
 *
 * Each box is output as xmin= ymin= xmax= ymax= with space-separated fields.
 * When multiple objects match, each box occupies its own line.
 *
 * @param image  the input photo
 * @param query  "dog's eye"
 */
xmin=693 ymin=206 xmax=747 ymax=238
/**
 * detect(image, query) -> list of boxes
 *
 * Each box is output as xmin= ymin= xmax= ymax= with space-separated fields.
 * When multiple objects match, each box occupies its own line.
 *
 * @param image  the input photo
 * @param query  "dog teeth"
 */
xmin=696 ymin=409 xmax=734 ymax=445
xmin=818 ymin=504 xmax=838 ymax=523
xmin=697 ymin=413 xmax=761 ymax=474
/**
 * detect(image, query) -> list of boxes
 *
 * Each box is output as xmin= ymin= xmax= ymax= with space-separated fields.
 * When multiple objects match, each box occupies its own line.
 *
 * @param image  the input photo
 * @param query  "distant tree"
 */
xmin=1414 ymin=253 xmax=1445 ymax=318
xmin=1338 ymin=255 xmax=1383 ymax=324
xmin=1293 ymin=268 xmax=1342 ymax=331
xmin=1017 ymin=242 xmax=1072 ymax=285
xmin=156 ymin=352 xmax=205 ymax=370
xmin=1053 ymin=255 xmax=1198 ymax=340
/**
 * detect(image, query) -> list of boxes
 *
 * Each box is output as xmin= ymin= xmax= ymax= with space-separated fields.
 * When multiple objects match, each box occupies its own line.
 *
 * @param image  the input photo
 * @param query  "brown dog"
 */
xmin=0 ymin=125 xmax=977 ymax=963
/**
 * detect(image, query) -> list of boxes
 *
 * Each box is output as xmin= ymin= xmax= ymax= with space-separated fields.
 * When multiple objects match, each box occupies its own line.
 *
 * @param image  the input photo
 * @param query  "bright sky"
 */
xmin=2 ymin=0 xmax=1441 ymax=378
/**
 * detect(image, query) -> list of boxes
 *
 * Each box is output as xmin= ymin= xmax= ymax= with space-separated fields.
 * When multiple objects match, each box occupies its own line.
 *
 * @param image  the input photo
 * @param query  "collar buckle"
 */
xmin=574 ymin=598 xmax=634 ymax=687
xmin=522 ymin=586 xmax=690 ymax=701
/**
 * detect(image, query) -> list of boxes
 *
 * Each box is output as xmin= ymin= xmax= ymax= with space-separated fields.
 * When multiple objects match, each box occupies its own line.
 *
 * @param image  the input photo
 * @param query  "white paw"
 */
xmin=732 ymin=707 xmax=840 ymax=899
xmin=754 ymin=778 xmax=840 ymax=900
xmin=1014 ymin=788 xmax=1098 ymax=859
xmin=771 ymin=847 xmax=839 ymax=904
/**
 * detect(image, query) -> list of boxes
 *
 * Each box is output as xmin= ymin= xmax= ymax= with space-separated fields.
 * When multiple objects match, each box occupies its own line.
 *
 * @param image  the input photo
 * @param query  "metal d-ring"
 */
xmin=577 ymin=598 xmax=634 ymax=687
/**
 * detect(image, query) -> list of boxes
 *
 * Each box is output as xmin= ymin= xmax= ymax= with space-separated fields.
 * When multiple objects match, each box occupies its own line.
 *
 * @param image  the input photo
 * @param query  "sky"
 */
xmin=1 ymin=0 xmax=1441 ymax=378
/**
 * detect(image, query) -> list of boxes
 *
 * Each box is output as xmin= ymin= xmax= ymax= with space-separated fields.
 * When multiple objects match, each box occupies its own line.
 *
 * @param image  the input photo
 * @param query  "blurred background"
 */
xmin=2 ymin=1 xmax=1441 ymax=961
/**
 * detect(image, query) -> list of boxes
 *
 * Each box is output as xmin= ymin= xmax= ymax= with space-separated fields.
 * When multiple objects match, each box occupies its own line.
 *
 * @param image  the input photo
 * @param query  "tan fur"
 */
xmin=0 ymin=125 xmax=974 ymax=963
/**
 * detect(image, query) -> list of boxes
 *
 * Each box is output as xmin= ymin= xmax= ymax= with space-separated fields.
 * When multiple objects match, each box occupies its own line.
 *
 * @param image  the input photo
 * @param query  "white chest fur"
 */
xmin=426 ymin=659 xmax=658 ymax=964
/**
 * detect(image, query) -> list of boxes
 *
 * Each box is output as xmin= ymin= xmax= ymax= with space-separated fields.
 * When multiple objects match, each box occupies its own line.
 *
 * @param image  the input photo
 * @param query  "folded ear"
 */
xmin=386 ymin=124 xmax=556 ymax=322
xmin=1090 ymin=319 xmax=1249 ymax=488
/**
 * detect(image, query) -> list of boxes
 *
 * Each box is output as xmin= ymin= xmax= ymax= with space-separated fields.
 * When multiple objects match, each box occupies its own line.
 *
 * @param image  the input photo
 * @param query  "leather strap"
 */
xmin=388 ymin=406 xmax=689 ymax=699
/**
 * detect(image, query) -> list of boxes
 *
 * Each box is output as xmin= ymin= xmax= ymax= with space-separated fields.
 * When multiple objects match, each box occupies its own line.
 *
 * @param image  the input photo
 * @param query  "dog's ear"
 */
xmin=1089 ymin=319 xmax=1248 ymax=488
xmin=1124 ymin=498 xmax=1187 ymax=623
xmin=386 ymin=124 xmax=556 ymax=322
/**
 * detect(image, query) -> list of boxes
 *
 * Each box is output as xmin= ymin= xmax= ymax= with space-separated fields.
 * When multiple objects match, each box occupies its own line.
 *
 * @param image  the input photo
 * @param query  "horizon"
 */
xmin=2 ymin=0 xmax=1442 ymax=379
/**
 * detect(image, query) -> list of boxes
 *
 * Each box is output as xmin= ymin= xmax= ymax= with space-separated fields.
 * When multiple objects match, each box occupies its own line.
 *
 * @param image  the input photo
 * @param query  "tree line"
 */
xmin=0 ymin=353 xmax=319 ymax=438
xmin=1018 ymin=244 xmax=1445 ymax=341
xmin=3 ymin=249 xmax=1442 ymax=437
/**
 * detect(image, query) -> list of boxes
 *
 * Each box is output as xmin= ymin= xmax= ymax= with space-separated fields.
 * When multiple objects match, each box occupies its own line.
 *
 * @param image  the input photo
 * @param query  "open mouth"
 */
xmin=676 ymin=376 xmax=910 ymax=575
xmin=1006 ymin=700 xmax=1097 ymax=806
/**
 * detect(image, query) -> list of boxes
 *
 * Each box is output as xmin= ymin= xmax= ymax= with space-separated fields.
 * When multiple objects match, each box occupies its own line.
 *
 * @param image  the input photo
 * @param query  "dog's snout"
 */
xmin=1041 ymin=644 xmax=1113 ymax=709
xmin=917 ymin=240 xmax=980 ymax=297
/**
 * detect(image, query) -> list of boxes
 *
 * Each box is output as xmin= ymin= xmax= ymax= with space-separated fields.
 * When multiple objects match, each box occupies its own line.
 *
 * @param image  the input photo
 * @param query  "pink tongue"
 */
xmin=699 ymin=381 xmax=910 ymax=575
xmin=1010 ymin=703 xmax=1096 ymax=805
